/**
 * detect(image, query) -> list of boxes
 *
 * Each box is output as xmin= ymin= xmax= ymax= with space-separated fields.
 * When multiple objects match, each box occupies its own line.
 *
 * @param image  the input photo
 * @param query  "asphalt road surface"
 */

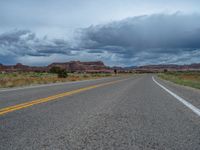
xmin=1 ymin=74 xmax=200 ymax=150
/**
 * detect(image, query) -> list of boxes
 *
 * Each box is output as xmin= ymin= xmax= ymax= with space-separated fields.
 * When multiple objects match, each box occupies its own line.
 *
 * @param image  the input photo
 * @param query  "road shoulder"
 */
xmin=156 ymin=75 xmax=200 ymax=109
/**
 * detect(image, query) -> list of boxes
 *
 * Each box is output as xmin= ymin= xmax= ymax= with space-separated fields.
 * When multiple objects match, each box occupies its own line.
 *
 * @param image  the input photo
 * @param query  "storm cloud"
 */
xmin=1 ymin=13 xmax=200 ymax=66
xmin=77 ymin=13 xmax=200 ymax=65
xmin=0 ymin=30 xmax=77 ymax=65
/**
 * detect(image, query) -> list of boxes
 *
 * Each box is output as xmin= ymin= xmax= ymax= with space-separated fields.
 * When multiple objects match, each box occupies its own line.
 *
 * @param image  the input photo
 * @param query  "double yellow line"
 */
xmin=0 ymin=79 xmax=125 ymax=116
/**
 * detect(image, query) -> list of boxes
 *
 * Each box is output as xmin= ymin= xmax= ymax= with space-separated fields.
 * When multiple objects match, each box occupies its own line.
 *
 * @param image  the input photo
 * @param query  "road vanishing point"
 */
xmin=1 ymin=74 xmax=200 ymax=149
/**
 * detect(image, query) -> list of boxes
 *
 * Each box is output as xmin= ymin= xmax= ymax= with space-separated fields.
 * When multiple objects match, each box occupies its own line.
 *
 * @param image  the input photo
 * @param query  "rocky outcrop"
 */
xmin=48 ymin=61 xmax=111 ymax=73
xmin=134 ymin=63 xmax=200 ymax=72
xmin=0 ymin=61 xmax=112 ymax=73
xmin=1 ymin=61 xmax=200 ymax=73
xmin=0 ymin=63 xmax=48 ymax=72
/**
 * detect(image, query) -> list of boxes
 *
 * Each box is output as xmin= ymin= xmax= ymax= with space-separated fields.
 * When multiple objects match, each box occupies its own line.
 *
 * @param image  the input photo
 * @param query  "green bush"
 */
xmin=49 ymin=66 xmax=68 ymax=78
xmin=49 ymin=66 xmax=62 ymax=74
xmin=57 ymin=70 xmax=68 ymax=78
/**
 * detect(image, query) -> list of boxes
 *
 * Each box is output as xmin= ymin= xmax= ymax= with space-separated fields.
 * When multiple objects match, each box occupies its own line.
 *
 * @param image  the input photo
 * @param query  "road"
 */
xmin=1 ymin=74 xmax=200 ymax=150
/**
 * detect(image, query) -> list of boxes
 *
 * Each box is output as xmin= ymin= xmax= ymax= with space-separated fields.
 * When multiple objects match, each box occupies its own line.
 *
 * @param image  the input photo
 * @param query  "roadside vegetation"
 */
xmin=0 ymin=72 xmax=113 ymax=88
xmin=158 ymin=71 xmax=200 ymax=89
xmin=49 ymin=66 xmax=68 ymax=78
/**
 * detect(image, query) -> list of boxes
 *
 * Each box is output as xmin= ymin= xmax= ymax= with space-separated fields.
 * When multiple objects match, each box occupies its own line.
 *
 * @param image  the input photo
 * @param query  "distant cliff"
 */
xmin=134 ymin=63 xmax=200 ymax=73
xmin=0 ymin=61 xmax=112 ymax=73
xmin=48 ymin=61 xmax=109 ymax=72
xmin=1 ymin=61 xmax=200 ymax=73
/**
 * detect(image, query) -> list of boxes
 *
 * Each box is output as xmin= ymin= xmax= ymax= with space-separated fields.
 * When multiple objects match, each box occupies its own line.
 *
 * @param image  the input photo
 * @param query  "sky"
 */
xmin=0 ymin=0 xmax=200 ymax=66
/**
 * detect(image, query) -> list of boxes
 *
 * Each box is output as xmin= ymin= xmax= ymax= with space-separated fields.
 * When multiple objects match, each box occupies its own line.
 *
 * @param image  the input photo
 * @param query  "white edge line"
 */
xmin=152 ymin=76 xmax=200 ymax=117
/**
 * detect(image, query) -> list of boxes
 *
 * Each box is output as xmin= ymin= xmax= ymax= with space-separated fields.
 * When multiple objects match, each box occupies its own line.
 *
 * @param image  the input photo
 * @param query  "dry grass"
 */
xmin=0 ymin=72 xmax=113 ymax=88
xmin=158 ymin=71 xmax=200 ymax=89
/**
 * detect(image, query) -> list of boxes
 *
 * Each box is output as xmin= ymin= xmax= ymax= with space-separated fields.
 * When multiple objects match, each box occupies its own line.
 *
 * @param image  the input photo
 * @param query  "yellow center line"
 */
xmin=0 ymin=78 xmax=127 ymax=116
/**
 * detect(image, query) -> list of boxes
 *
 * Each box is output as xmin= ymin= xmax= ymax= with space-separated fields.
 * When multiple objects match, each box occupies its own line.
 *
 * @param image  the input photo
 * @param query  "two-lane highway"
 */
xmin=1 ymin=74 xmax=200 ymax=149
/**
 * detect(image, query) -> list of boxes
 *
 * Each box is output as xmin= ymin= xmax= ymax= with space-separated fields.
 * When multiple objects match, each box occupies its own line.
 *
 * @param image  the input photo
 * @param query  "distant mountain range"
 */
xmin=0 ymin=61 xmax=113 ymax=73
xmin=136 ymin=63 xmax=200 ymax=71
xmin=1 ymin=61 xmax=200 ymax=73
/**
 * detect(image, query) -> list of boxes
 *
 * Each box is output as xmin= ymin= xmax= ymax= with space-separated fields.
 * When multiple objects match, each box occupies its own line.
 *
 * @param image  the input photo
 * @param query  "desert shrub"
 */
xmin=50 ymin=66 xmax=62 ymax=74
xmin=83 ymin=74 xmax=89 ymax=78
xmin=163 ymin=69 xmax=168 ymax=72
xmin=57 ymin=70 xmax=68 ymax=78
xmin=49 ymin=66 xmax=68 ymax=78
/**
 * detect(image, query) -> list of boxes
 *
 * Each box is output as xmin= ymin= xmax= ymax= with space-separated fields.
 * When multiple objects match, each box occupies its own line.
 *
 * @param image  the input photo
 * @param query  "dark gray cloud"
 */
xmin=0 ymin=30 xmax=75 ymax=65
xmin=77 ymin=13 xmax=200 ymax=65
xmin=1 ymin=13 xmax=200 ymax=66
